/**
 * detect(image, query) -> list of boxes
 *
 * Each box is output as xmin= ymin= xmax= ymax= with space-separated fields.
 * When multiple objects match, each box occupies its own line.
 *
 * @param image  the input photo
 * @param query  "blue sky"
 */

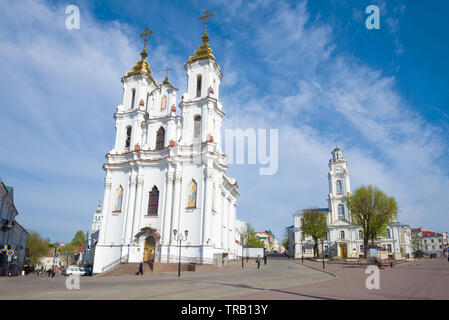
xmin=0 ymin=0 xmax=448 ymax=242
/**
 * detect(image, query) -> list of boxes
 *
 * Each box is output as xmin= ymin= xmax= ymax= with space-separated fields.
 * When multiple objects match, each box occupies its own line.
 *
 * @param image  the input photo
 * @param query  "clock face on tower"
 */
xmin=335 ymin=166 xmax=342 ymax=173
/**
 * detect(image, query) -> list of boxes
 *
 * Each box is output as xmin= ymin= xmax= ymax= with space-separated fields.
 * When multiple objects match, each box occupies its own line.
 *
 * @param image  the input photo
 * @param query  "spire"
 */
xmin=187 ymin=10 xmax=216 ymax=64
xmin=124 ymin=28 xmax=158 ymax=86
xmin=162 ymin=66 xmax=171 ymax=85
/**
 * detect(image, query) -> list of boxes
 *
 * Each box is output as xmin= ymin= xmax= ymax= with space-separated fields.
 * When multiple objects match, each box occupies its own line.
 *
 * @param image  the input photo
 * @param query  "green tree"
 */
xmin=25 ymin=232 xmax=50 ymax=268
xmin=71 ymin=230 xmax=86 ymax=247
xmin=346 ymin=185 xmax=398 ymax=259
xmin=242 ymin=225 xmax=263 ymax=248
xmin=282 ymin=238 xmax=289 ymax=252
xmin=301 ymin=209 xmax=328 ymax=258
xmin=59 ymin=244 xmax=77 ymax=266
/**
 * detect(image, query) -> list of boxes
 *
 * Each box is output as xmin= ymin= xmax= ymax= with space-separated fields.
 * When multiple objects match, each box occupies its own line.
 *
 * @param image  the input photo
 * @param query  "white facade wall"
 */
xmin=93 ymin=39 xmax=242 ymax=274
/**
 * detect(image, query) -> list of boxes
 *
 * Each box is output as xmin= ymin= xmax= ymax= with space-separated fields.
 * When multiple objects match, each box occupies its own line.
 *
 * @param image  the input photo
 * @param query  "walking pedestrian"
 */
xmin=263 ymin=254 xmax=267 ymax=265
xmin=256 ymin=255 xmax=261 ymax=269
xmin=136 ymin=261 xmax=143 ymax=275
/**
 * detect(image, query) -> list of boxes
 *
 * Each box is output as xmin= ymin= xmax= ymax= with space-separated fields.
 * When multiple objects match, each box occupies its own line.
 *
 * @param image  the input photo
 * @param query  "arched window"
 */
xmin=386 ymin=229 xmax=391 ymax=238
xmin=196 ymin=74 xmax=202 ymax=97
xmin=340 ymin=231 xmax=345 ymax=239
xmin=147 ymin=186 xmax=159 ymax=215
xmin=187 ymin=179 xmax=197 ymax=208
xmin=156 ymin=127 xmax=165 ymax=150
xmin=113 ymin=185 xmax=123 ymax=212
xmin=358 ymin=230 xmax=363 ymax=239
xmin=125 ymin=126 xmax=132 ymax=148
xmin=193 ymin=115 xmax=201 ymax=140
xmin=336 ymin=180 xmax=342 ymax=194
xmin=131 ymin=89 xmax=136 ymax=109
xmin=338 ymin=204 xmax=345 ymax=220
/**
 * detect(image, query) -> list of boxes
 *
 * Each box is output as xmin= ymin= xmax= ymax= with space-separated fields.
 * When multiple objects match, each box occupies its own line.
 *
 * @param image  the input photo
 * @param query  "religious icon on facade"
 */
xmin=161 ymin=95 xmax=167 ymax=110
xmin=187 ymin=179 xmax=197 ymax=208
xmin=114 ymin=185 xmax=123 ymax=212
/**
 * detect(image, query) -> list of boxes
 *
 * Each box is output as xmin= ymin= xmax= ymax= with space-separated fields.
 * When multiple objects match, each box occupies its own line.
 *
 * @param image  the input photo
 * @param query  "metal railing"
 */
xmin=101 ymin=255 xmax=128 ymax=273
xmin=158 ymin=255 xmax=214 ymax=265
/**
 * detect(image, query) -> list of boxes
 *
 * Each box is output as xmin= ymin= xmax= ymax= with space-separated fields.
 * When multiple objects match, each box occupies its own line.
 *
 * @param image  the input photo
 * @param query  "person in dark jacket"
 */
xmin=263 ymin=254 xmax=267 ymax=265
xmin=256 ymin=256 xmax=261 ymax=269
xmin=136 ymin=262 xmax=143 ymax=275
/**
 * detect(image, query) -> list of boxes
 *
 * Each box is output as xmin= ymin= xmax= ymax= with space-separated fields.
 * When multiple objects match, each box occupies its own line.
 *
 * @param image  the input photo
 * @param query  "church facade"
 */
xmin=288 ymin=147 xmax=412 ymax=260
xmin=92 ymin=25 xmax=243 ymax=274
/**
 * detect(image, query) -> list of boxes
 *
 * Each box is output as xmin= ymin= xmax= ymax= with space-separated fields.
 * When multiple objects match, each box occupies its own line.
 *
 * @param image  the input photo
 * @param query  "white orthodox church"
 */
xmin=92 ymin=24 xmax=245 ymax=274
xmin=288 ymin=147 xmax=412 ymax=260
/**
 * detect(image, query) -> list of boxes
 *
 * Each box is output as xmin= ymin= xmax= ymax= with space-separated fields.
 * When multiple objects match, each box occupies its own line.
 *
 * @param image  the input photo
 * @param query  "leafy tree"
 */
xmin=25 ymin=232 xmax=50 ymax=268
xmin=241 ymin=225 xmax=263 ymax=248
xmin=59 ymin=244 xmax=77 ymax=266
xmin=301 ymin=209 xmax=328 ymax=258
xmin=346 ymin=185 xmax=398 ymax=259
xmin=282 ymin=238 xmax=289 ymax=252
xmin=71 ymin=230 xmax=86 ymax=247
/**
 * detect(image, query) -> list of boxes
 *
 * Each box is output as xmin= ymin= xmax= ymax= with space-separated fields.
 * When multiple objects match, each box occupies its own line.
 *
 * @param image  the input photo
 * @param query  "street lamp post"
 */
xmin=241 ymin=235 xmax=244 ymax=268
xmin=301 ymin=237 xmax=305 ymax=263
xmin=173 ymin=229 xmax=188 ymax=277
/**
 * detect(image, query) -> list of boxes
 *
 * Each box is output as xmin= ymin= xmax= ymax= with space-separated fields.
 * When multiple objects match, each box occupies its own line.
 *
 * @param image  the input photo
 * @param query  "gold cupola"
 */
xmin=187 ymin=10 xmax=216 ymax=64
xmin=124 ymin=28 xmax=158 ymax=87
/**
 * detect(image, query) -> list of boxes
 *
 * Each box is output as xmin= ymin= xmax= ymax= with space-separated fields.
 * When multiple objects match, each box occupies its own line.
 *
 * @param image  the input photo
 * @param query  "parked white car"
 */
xmin=64 ymin=265 xmax=85 ymax=276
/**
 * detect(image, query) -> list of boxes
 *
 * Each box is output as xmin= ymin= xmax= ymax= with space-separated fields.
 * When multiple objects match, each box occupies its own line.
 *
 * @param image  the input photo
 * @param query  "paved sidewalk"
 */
xmin=0 ymin=258 xmax=332 ymax=299
xmin=227 ymin=258 xmax=449 ymax=300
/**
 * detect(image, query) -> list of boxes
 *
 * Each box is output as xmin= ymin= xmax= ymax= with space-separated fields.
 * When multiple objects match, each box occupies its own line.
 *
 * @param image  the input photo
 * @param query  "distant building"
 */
xmin=412 ymin=228 xmax=444 ymax=258
xmin=81 ymin=204 xmax=103 ymax=267
xmin=255 ymin=231 xmax=284 ymax=253
xmin=0 ymin=180 xmax=29 ymax=276
xmin=288 ymin=147 xmax=412 ymax=260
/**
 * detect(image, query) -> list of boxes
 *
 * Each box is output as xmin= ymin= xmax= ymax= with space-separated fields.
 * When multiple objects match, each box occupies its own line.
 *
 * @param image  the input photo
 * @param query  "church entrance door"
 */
xmin=143 ymin=236 xmax=156 ymax=262
xmin=339 ymin=244 xmax=348 ymax=258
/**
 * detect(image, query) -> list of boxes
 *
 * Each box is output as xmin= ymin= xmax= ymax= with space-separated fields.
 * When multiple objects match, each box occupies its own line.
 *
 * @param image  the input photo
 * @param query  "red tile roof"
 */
xmin=421 ymin=231 xmax=442 ymax=237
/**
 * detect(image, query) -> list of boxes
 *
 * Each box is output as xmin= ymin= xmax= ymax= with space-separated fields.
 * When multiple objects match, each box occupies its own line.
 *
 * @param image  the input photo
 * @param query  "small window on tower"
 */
xmin=125 ymin=126 xmax=132 ymax=149
xmin=131 ymin=89 xmax=136 ymax=109
xmin=193 ymin=115 xmax=201 ymax=140
xmin=196 ymin=75 xmax=202 ymax=97
xmin=336 ymin=180 xmax=342 ymax=194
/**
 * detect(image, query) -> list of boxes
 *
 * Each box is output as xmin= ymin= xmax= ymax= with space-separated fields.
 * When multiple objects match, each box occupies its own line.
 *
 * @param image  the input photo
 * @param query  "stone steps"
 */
xmin=101 ymin=261 xmax=218 ymax=276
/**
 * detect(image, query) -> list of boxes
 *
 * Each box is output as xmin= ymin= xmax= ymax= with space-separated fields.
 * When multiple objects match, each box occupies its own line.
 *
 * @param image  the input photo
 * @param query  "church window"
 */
xmin=161 ymin=95 xmax=167 ymax=110
xmin=340 ymin=231 xmax=345 ymax=239
xmin=387 ymin=244 xmax=392 ymax=252
xmin=358 ymin=230 xmax=363 ymax=239
xmin=146 ymin=93 xmax=149 ymax=109
xmin=131 ymin=89 xmax=136 ymax=109
xmin=125 ymin=126 xmax=132 ymax=149
xmin=156 ymin=126 xmax=165 ymax=150
xmin=113 ymin=185 xmax=123 ymax=212
xmin=193 ymin=115 xmax=201 ymax=140
xmin=147 ymin=186 xmax=159 ymax=215
xmin=336 ymin=180 xmax=342 ymax=194
xmin=386 ymin=229 xmax=391 ymax=238
xmin=338 ymin=204 xmax=345 ymax=220
xmin=187 ymin=179 xmax=197 ymax=208
xmin=196 ymin=75 xmax=202 ymax=97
